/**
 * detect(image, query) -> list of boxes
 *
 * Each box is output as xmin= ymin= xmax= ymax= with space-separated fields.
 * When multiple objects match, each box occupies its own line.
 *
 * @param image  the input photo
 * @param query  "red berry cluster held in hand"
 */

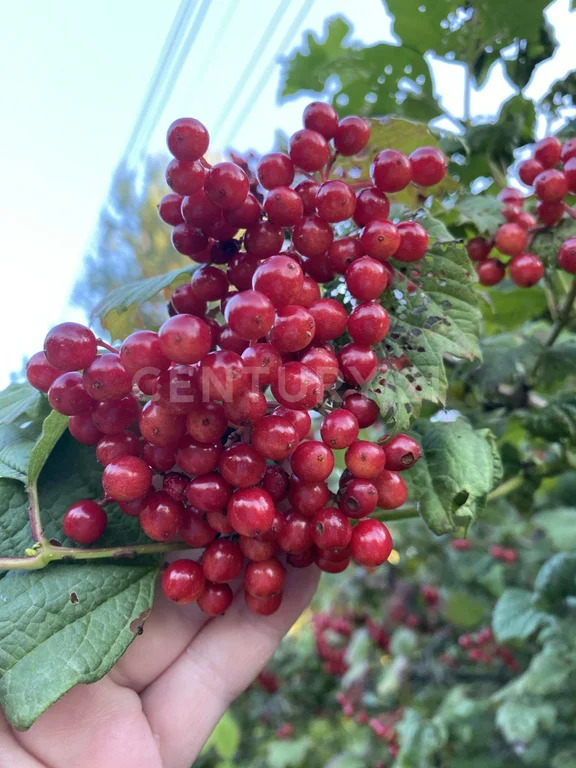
xmin=469 ymin=135 xmax=576 ymax=288
xmin=26 ymin=102 xmax=437 ymax=616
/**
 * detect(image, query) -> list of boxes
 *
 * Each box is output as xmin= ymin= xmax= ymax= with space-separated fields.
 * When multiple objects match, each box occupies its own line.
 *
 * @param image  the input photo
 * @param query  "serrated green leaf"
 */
xmin=0 ymin=563 xmax=158 ymax=729
xmin=443 ymin=591 xmax=487 ymax=628
xmin=456 ymin=194 xmax=502 ymax=235
xmin=369 ymin=239 xmax=481 ymax=430
xmin=92 ymin=265 xmax=195 ymax=341
xmin=396 ymin=708 xmax=447 ymax=767
xmin=266 ymin=737 xmax=311 ymax=768
xmin=0 ymin=382 xmax=43 ymax=426
xmin=404 ymin=419 xmax=502 ymax=535
xmin=496 ymin=700 xmax=556 ymax=745
xmin=493 ymin=589 xmax=549 ymax=643
xmin=27 ymin=410 xmax=69 ymax=486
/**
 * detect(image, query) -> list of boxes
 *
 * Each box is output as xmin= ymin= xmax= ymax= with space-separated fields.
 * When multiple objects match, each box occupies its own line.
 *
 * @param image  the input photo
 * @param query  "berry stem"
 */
xmin=96 ymin=338 xmax=119 ymax=354
xmin=349 ymin=181 xmax=373 ymax=191
xmin=562 ymin=202 xmax=576 ymax=220
xmin=28 ymin=484 xmax=47 ymax=544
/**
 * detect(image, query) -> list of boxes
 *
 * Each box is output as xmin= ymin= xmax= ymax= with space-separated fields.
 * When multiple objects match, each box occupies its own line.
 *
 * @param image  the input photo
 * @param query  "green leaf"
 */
xmin=0 ymin=421 xmax=45 ymax=483
xmin=534 ymin=552 xmax=576 ymax=605
xmin=455 ymin=194 xmax=502 ymax=235
xmin=395 ymin=708 xmax=447 ymax=767
xmin=201 ymin=710 xmax=240 ymax=760
xmin=266 ymin=737 xmax=311 ymax=768
xmin=404 ymin=419 xmax=502 ymax=535
xmin=0 ymin=480 xmax=31 ymax=558
xmin=533 ymin=508 xmax=576 ymax=551
xmin=443 ymin=591 xmax=487 ymax=628
xmin=538 ymin=338 xmax=576 ymax=390
xmin=462 ymin=332 xmax=541 ymax=398
xmin=524 ymin=393 xmax=576 ymax=444
xmin=369 ymin=238 xmax=481 ymax=430
xmin=493 ymin=589 xmax=549 ymax=643
xmin=0 ymin=563 xmax=158 ymax=730
xmin=531 ymin=215 xmax=576 ymax=266
xmin=92 ymin=265 xmax=195 ymax=341
xmin=0 ymin=382 xmax=43 ymax=426
xmin=27 ymin=410 xmax=69 ymax=486
xmin=480 ymin=284 xmax=549 ymax=334
xmin=496 ymin=701 xmax=556 ymax=745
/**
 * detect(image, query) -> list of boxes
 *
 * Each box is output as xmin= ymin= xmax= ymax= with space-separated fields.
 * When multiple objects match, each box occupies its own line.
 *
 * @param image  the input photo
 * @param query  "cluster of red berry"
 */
xmin=467 ymin=135 xmax=576 ymax=287
xmin=446 ymin=627 xmax=518 ymax=671
xmin=25 ymin=101 xmax=438 ymax=616
xmin=451 ymin=538 xmax=518 ymax=564
xmin=337 ymin=691 xmax=401 ymax=759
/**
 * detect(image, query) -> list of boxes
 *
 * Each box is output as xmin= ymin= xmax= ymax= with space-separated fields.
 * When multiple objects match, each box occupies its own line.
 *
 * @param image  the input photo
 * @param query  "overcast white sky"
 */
xmin=0 ymin=0 xmax=574 ymax=387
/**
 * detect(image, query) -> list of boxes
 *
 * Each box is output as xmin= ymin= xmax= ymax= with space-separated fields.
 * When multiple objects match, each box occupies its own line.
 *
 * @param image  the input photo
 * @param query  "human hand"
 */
xmin=0 ymin=563 xmax=319 ymax=768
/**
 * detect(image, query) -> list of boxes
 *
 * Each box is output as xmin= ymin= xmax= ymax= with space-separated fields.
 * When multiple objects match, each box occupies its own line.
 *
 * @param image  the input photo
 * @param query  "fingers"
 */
xmin=0 ymin=710 xmax=47 ymax=768
xmin=141 ymin=564 xmax=319 ymax=768
xmin=13 ymin=678 xmax=162 ymax=768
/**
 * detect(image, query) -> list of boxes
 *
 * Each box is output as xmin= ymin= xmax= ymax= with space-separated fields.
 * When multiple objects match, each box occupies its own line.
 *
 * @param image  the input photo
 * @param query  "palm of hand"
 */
xmin=0 ymin=566 xmax=318 ymax=768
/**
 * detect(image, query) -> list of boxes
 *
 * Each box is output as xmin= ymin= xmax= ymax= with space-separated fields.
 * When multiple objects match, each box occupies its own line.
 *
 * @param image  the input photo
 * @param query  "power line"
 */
xmin=222 ymin=0 xmax=312 ymax=147
xmin=191 ymin=0 xmax=239 ymax=95
xmin=211 ymin=0 xmax=293 ymax=144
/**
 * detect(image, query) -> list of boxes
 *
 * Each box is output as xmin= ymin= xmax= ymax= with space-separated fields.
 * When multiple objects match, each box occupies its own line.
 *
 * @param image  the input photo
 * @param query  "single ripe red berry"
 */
xmin=245 ymin=558 xmax=286 ymax=597
xmin=186 ymin=402 xmax=227 ymax=443
xmin=63 ymin=500 xmax=107 ymax=544
xmin=96 ymin=431 xmax=140 ymax=466
xmin=171 ymin=284 xmax=208 ymax=317
xmin=120 ymin=330 xmax=170 ymax=375
xmin=347 ymin=303 xmax=390 ymax=346
xmin=102 ymin=455 xmax=152 ymax=502
xmin=180 ymin=510 xmax=218 ymax=547
xmin=158 ymin=314 xmax=211 ymax=364
xmin=533 ymin=169 xmax=568 ymax=202
xmin=383 ymin=433 xmax=421 ymax=470
xmin=534 ymin=136 xmax=562 ymax=168
xmin=158 ymin=193 xmax=184 ymax=225
xmin=204 ymin=162 xmax=249 ymax=210
xmin=244 ymin=590 xmax=283 ymax=615
xmin=252 ymin=416 xmax=299 ymax=460
xmin=394 ymin=221 xmax=429 ymax=262
xmin=262 ymin=466 xmax=289 ymax=503
xmin=82 ymin=353 xmax=132 ymax=401
xmin=185 ymin=473 xmax=232 ymax=513
xmin=373 ymin=469 xmax=407 ymax=509
xmin=536 ymin=200 xmax=564 ymax=226
xmin=224 ymin=193 xmax=262 ymax=227
xmin=558 ymin=237 xmax=576 ymax=273
xmin=477 ymin=258 xmax=506 ymax=286
xmin=315 ymin=180 xmax=356 ymax=222
xmin=353 ymin=187 xmax=390 ymax=227
xmin=287 ymin=477 xmax=331 ymax=516
xmin=139 ymin=401 xmax=186 ymax=447
xmin=225 ymin=290 xmax=276 ymax=341
xmin=466 ymin=237 xmax=492 ymax=262
xmin=518 ymin=158 xmax=544 ymax=186
xmin=162 ymin=471 xmax=189 ymax=502
xmin=300 ymin=346 xmax=339 ymax=389
xmin=26 ymin=351 xmax=61 ymax=392
xmin=68 ymin=413 xmax=104 ymax=446
xmin=494 ymin=223 xmax=528 ymax=256
xmin=202 ymin=539 xmax=244 ymax=583
xmin=292 ymin=216 xmax=334 ymax=257
xmin=48 ymin=372 xmax=93 ymax=415
xmin=498 ymin=187 xmax=524 ymax=206
xmin=289 ymin=129 xmax=331 ymax=172
xmin=165 ymin=158 xmax=206 ymax=196
xmin=350 ymin=519 xmax=393 ymax=566
xmin=140 ymin=491 xmax=184 ymax=541
xmin=346 ymin=256 xmax=388 ymax=300
xmin=166 ymin=117 xmax=209 ymax=161
xmin=44 ymin=322 xmax=98 ymax=372
xmin=264 ymin=186 xmax=304 ymax=226
xmin=509 ymin=252 xmax=545 ymax=287
xmin=338 ymin=478 xmax=378 ymax=518
xmin=252 ymin=255 xmax=304 ymax=308
xmin=342 ymin=391 xmax=379 ymax=428
xmin=227 ymin=487 xmax=275 ymax=537
xmin=409 ymin=146 xmax=447 ymax=186
xmin=224 ymin=387 xmax=267 ymax=425
xmin=197 ymin=582 xmax=234 ymax=615
xmin=272 ymin=406 xmax=311 ymax=440
xmin=191 ymin=265 xmax=229 ymax=301
xmin=308 ymin=298 xmax=348 ymax=341
xmin=271 ymin=361 xmax=323 ymax=410
xmin=277 ymin=511 xmax=313 ymax=554
xmin=219 ymin=443 xmax=266 ymax=487
xmin=328 ymin=237 xmax=364 ymax=273
xmin=242 ymin=343 xmax=282 ymax=388
xmin=291 ymin=441 xmax=334 ymax=483
xmin=371 ymin=149 xmax=412 ymax=192
xmin=162 ymin=559 xmax=205 ymax=604
xmin=360 ymin=220 xmax=401 ymax=262
xmin=321 ymin=409 xmax=359 ymax=449
xmin=311 ymin=507 xmax=352 ymax=550
xmin=337 ymin=344 xmax=378 ymax=386
xmin=303 ymin=101 xmax=339 ymax=138
xmin=345 ymin=440 xmax=386 ymax=479
xmin=257 ymin=152 xmax=295 ymax=190
xmin=268 ymin=305 xmax=315 ymax=353
xmin=333 ymin=116 xmax=370 ymax=156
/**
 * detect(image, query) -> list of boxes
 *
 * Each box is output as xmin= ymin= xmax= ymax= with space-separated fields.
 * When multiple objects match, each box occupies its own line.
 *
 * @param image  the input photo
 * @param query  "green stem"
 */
xmin=487 ymin=474 xmax=524 ymax=501
xmin=28 ymin=484 xmax=47 ymax=544
xmin=376 ymin=506 xmax=420 ymax=522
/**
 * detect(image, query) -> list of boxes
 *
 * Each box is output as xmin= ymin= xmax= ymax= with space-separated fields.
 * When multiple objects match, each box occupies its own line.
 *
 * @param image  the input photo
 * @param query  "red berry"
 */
xmin=199 ymin=350 xmax=249 ymax=401
xmin=518 ymin=158 xmax=544 ymax=186
xmin=44 ymin=322 xmax=98 ymax=372
xmin=299 ymin=346 xmax=339 ymax=389
xmin=186 ymin=402 xmax=228 ymax=443
xmin=197 ymin=582 xmax=233 ymax=615
xmin=224 ymin=387 xmax=267 ymax=425
xmin=191 ymin=265 xmax=229 ymax=301
xmin=268 ymin=305 xmax=315 ymax=353
xmin=242 ymin=343 xmax=282 ymax=388
xmin=252 ymin=416 xmax=299 ymax=460
xmin=494 ymin=223 xmax=528 ymax=256
xmin=342 ymin=391 xmax=379 ymax=428
xmin=289 ymin=129 xmax=330 ymax=172
xmin=140 ymin=491 xmax=184 ymax=541
xmin=295 ymin=179 xmax=320 ymax=214
xmin=394 ymin=221 xmax=429 ymax=262
xmin=166 ymin=117 xmax=209 ymax=161
xmin=26 ymin=351 xmax=61 ymax=393
xmin=264 ymin=186 xmax=304 ymax=226
xmin=533 ymin=169 xmax=568 ymax=202
xmin=333 ymin=116 xmax=370 ymax=156
xmin=158 ymin=193 xmax=184 ymax=226
xmin=272 ymin=406 xmax=311 ymax=441
xmin=204 ymin=162 xmax=249 ymax=210
xmin=311 ymin=507 xmax=352 ymax=550
xmin=360 ymin=220 xmax=401 ymax=262
xmin=345 ymin=440 xmax=386 ymax=479
xmin=68 ymin=413 xmax=104 ymax=446
xmin=63 ymin=500 xmax=107 ymax=544
xmin=509 ymin=252 xmax=545 ymax=287
xmin=224 ymin=193 xmax=262 ymax=228
xmin=409 ymin=146 xmax=447 ymax=186
xmin=219 ymin=443 xmax=266 ymax=488
xmin=373 ymin=469 xmax=407 ymax=509
xmin=82 ymin=354 xmax=132 ymax=401
xmin=303 ymin=102 xmax=339 ymax=138
xmin=202 ymin=539 xmax=244 ymax=583
xmin=227 ymin=487 xmax=275 ymax=537
xmin=536 ymin=200 xmax=564 ymax=226
xmin=245 ymin=558 xmax=286 ymax=597
xmin=48 ymin=372 xmax=93 ymax=415
xmin=308 ymin=299 xmax=348 ymax=342
xmin=383 ymin=433 xmax=421 ymax=470
xmin=277 ymin=511 xmax=313 ymax=553
xmin=292 ymin=216 xmax=334 ymax=257
xmin=165 ymin=158 xmax=206 ymax=196
xmin=321 ymin=409 xmax=359 ymax=449
xmin=477 ymin=258 xmax=506 ymax=286
xmin=353 ymin=187 xmax=390 ymax=227
xmin=271 ymin=361 xmax=323 ymax=410
xmin=244 ymin=590 xmax=282 ymax=615
xmin=337 ymin=344 xmax=378 ymax=386
xmin=224 ymin=290 xmax=276 ymax=341
xmin=534 ymin=136 xmax=562 ymax=168
xmin=559 ymin=237 xmax=576 ymax=273
xmin=176 ymin=436 xmax=221 ymax=475
xmin=252 ymin=255 xmax=304 ymax=308
xmin=139 ymin=401 xmax=186 ymax=447
xmin=291 ymin=441 xmax=334 ymax=483
xmin=315 ymin=180 xmax=356 ymax=222
xmin=257 ymin=153 xmax=295 ymax=190
xmin=371 ymin=149 xmax=412 ymax=192
xmin=96 ymin=431 xmax=140 ymax=466
xmin=328 ymin=237 xmax=364 ymax=273
xmin=466 ymin=237 xmax=492 ymax=262
xmin=162 ymin=471 xmax=189 ymax=502
xmin=120 ymin=330 xmax=170 ymax=375
xmin=338 ymin=478 xmax=378 ymax=518
xmin=348 ymin=303 xmax=390 ymax=345
xmin=180 ymin=510 xmax=218 ymax=547
xmin=346 ymin=256 xmax=388 ymax=300
xmin=185 ymin=473 xmax=232 ymax=513
xmin=102 ymin=455 xmax=152 ymax=502
xmin=142 ymin=442 xmax=176 ymax=472
xmin=350 ymin=519 xmax=393 ymax=566
xmin=162 ymin=559 xmax=205 ymax=604
xmin=158 ymin=315 xmax=211 ymax=364
xmin=262 ymin=466 xmax=289 ymax=503
xmin=171 ymin=284 xmax=208 ymax=317
xmin=287 ymin=477 xmax=331 ymax=516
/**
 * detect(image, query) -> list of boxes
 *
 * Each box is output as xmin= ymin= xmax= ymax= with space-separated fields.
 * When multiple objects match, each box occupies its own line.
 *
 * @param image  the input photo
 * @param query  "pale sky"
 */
xmin=0 ymin=0 xmax=574 ymax=387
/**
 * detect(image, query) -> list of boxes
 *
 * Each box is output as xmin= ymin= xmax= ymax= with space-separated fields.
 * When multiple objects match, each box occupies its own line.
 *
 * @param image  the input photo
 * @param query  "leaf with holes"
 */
xmin=404 ymin=418 xmax=502 ymax=536
xmin=92 ymin=265 xmax=196 ymax=341
xmin=368 ymin=232 xmax=481 ymax=430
